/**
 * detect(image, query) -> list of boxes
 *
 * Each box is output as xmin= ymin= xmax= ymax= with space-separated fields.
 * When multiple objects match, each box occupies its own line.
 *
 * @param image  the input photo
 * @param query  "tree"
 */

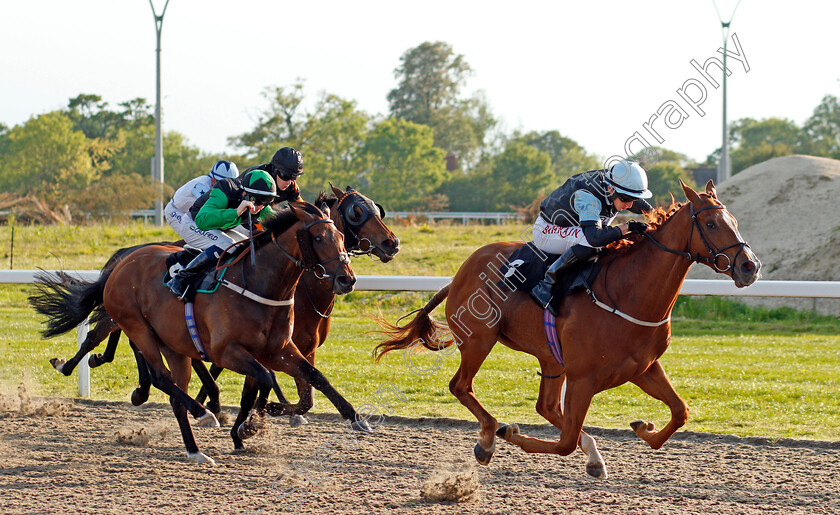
xmin=228 ymin=82 xmax=306 ymax=161
xmin=356 ymin=118 xmax=447 ymax=210
xmin=486 ymin=141 xmax=553 ymax=210
xmin=728 ymin=117 xmax=801 ymax=173
xmin=387 ymin=41 xmax=495 ymax=167
xmin=801 ymin=94 xmax=840 ymax=159
xmin=510 ymin=130 xmax=600 ymax=183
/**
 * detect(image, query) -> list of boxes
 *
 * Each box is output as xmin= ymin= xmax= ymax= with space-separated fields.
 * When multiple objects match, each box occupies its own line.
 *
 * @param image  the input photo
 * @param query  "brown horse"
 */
xmin=197 ymin=185 xmax=400 ymax=429
xmin=31 ymin=202 xmax=368 ymax=463
xmin=374 ymin=180 xmax=760 ymax=478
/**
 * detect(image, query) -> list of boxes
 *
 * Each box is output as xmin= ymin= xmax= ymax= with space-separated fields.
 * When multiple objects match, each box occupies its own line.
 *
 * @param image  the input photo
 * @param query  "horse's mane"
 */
xmin=260 ymin=201 xmax=325 ymax=236
xmin=605 ymin=201 xmax=685 ymax=255
xmin=314 ymin=191 xmax=336 ymax=206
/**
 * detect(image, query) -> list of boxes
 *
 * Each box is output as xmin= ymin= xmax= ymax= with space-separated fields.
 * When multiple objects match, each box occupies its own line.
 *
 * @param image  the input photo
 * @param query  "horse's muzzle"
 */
xmin=333 ymin=273 xmax=356 ymax=294
xmin=733 ymin=248 xmax=761 ymax=287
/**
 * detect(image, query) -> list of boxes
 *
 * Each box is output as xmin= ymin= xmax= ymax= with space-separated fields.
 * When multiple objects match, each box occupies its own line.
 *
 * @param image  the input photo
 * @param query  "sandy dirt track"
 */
xmin=1 ymin=397 xmax=839 ymax=514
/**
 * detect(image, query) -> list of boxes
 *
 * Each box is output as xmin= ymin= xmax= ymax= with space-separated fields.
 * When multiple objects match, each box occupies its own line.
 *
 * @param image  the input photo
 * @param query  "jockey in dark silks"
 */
xmin=166 ymin=170 xmax=279 ymax=300
xmin=530 ymin=160 xmax=654 ymax=316
xmin=243 ymin=147 xmax=304 ymax=206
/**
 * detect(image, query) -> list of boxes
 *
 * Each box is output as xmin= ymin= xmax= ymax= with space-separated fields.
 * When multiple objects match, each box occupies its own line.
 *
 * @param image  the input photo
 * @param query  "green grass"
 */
xmin=1 ymin=221 xmax=839 ymax=440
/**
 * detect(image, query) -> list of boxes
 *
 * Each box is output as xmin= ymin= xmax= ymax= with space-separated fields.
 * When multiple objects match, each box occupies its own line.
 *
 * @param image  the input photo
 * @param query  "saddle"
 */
xmin=498 ymin=242 xmax=601 ymax=303
xmin=162 ymin=248 xmax=227 ymax=303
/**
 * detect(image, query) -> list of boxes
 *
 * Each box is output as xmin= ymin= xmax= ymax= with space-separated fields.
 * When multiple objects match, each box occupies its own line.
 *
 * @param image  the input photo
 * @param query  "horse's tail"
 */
xmin=28 ymin=268 xmax=113 ymax=339
xmin=372 ymin=283 xmax=453 ymax=361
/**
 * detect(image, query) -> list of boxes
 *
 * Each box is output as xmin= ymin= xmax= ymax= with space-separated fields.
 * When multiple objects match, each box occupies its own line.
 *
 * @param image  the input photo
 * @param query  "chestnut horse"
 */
xmin=197 ymin=185 xmax=400 ymax=429
xmin=374 ymin=180 xmax=760 ymax=479
xmin=31 ymin=202 xmax=368 ymax=463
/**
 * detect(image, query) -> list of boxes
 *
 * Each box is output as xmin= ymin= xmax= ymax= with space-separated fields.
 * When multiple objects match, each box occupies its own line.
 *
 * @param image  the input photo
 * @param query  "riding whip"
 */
xmin=248 ymin=211 xmax=256 ymax=266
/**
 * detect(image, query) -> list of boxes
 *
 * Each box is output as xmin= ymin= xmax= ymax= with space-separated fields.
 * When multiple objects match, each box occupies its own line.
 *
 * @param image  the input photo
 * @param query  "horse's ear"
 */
xmin=680 ymin=178 xmax=701 ymax=204
xmin=330 ymin=184 xmax=344 ymax=199
xmin=345 ymin=185 xmax=356 ymax=193
xmin=705 ymin=179 xmax=718 ymax=199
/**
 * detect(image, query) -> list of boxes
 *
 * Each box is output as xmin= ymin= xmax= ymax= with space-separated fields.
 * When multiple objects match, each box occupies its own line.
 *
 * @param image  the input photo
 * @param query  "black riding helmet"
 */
xmin=271 ymin=147 xmax=304 ymax=181
xmin=240 ymin=170 xmax=278 ymax=205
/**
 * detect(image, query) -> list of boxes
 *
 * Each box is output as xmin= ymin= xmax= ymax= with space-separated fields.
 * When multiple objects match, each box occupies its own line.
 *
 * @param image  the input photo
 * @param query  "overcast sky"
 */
xmin=2 ymin=1 xmax=838 ymax=166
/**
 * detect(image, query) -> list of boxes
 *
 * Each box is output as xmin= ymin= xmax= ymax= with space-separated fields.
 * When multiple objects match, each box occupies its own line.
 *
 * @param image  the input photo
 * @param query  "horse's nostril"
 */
xmin=742 ymin=261 xmax=755 ymax=273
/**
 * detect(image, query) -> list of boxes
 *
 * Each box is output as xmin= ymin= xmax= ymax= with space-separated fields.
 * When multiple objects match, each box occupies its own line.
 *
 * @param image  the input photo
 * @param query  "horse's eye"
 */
xmin=314 ymin=236 xmax=322 ymax=243
xmin=706 ymin=221 xmax=716 ymax=229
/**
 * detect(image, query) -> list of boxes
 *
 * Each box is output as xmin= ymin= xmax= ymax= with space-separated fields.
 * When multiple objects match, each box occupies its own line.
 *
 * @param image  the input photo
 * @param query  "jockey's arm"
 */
xmin=194 ymin=189 xmax=242 ymax=231
xmin=581 ymin=222 xmax=624 ymax=247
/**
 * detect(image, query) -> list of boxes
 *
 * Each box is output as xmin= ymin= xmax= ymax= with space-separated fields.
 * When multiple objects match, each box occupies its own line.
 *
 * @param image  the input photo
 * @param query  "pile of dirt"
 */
xmin=686 ymin=155 xmax=840 ymax=315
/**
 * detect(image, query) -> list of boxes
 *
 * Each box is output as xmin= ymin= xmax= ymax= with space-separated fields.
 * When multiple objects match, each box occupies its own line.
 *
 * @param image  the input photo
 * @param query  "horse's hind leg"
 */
xmin=629 ymin=359 xmax=688 ymax=449
xmin=192 ymin=360 xmax=221 ymax=415
xmin=50 ymin=318 xmax=116 ymax=376
xmin=88 ymin=328 xmax=121 ymax=368
xmin=195 ymin=363 xmax=225 ymax=405
xmin=129 ymin=341 xmax=153 ymax=406
xmin=448 ymin=333 xmax=500 ymax=465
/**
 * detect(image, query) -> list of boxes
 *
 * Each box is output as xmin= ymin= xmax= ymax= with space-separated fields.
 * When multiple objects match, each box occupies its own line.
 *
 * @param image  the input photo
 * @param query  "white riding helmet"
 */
xmin=605 ymin=160 xmax=653 ymax=199
xmin=209 ymin=160 xmax=240 ymax=180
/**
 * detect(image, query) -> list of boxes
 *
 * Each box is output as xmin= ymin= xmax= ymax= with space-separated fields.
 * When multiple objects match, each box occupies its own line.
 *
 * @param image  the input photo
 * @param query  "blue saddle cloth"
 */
xmin=162 ymin=249 xmax=227 ymax=303
xmin=498 ymin=242 xmax=601 ymax=299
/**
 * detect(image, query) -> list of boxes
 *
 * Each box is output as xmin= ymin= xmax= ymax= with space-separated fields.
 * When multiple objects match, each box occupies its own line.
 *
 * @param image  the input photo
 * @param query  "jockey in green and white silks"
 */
xmin=165 ymin=160 xmax=239 ymax=241
xmin=167 ymin=170 xmax=279 ymax=299
xmin=531 ymin=160 xmax=654 ymax=316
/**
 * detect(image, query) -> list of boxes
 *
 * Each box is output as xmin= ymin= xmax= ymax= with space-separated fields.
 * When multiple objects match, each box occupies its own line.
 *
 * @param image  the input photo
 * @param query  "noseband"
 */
xmin=272 ymin=218 xmax=351 ymax=279
xmin=644 ymin=202 xmax=750 ymax=272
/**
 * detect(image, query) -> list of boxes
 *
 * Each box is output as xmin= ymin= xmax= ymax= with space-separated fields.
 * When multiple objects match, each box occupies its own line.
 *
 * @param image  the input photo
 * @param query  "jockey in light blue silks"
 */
xmin=166 ymin=169 xmax=279 ymax=300
xmin=165 ymin=160 xmax=240 ymax=243
xmin=530 ymin=160 xmax=655 ymax=316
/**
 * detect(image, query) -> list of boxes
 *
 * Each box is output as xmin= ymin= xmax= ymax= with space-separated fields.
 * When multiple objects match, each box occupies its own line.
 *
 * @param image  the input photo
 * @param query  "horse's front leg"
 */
xmin=629 ymin=359 xmax=689 ymax=449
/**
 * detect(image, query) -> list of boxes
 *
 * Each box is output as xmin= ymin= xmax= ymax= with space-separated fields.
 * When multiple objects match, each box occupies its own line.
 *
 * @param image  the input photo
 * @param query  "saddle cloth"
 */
xmin=162 ymin=248 xmax=226 ymax=303
xmin=498 ymin=242 xmax=601 ymax=300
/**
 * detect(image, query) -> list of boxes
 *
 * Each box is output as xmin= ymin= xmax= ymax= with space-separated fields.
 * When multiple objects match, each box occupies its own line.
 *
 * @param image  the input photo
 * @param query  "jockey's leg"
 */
xmin=167 ymin=245 xmax=222 ymax=299
xmin=530 ymin=245 xmax=597 ymax=316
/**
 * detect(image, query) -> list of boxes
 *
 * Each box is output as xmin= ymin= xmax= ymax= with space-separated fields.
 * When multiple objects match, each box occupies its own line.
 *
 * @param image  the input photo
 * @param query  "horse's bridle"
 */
xmin=335 ymin=192 xmax=385 ymax=257
xmin=271 ymin=218 xmax=351 ymax=280
xmin=643 ymin=202 xmax=750 ymax=273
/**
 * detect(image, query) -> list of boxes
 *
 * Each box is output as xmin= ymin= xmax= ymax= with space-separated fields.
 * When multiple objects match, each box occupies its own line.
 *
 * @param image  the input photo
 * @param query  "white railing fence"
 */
xmin=4 ymin=270 xmax=839 ymax=397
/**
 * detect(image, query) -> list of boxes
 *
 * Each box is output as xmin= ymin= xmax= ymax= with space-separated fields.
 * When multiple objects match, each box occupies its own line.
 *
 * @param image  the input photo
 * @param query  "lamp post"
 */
xmin=713 ymin=0 xmax=742 ymax=184
xmin=149 ymin=0 xmax=170 ymax=226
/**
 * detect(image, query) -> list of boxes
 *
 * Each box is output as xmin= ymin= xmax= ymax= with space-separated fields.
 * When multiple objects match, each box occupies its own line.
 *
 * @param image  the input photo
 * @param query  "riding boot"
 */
xmin=167 ymin=245 xmax=222 ymax=300
xmin=530 ymin=245 xmax=597 ymax=316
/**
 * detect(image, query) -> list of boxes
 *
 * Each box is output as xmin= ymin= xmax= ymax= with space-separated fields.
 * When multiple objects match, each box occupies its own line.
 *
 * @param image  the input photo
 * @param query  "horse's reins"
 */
xmin=589 ymin=201 xmax=750 ymax=327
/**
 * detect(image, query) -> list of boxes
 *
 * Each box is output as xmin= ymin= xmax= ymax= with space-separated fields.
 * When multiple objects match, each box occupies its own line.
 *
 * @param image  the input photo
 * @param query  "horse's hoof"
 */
xmin=289 ymin=414 xmax=308 ymax=427
xmin=88 ymin=354 xmax=101 ymax=368
xmin=197 ymin=412 xmax=220 ymax=428
xmin=496 ymin=423 xmax=520 ymax=440
xmin=187 ymin=452 xmax=216 ymax=465
xmin=630 ymin=420 xmax=654 ymax=433
xmin=236 ymin=422 xmax=259 ymax=441
xmin=473 ymin=442 xmax=495 ymax=466
xmin=207 ymin=400 xmax=221 ymax=415
xmin=586 ymin=462 xmax=608 ymax=480
xmin=351 ymin=418 xmax=374 ymax=433
xmin=130 ymin=388 xmax=149 ymax=407
xmin=496 ymin=424 xmax=509 ymax=439
xmin=266 ymin=401 xmax=290 ymax=417
xmin=50 ymin=358 xmax=69 ymax=376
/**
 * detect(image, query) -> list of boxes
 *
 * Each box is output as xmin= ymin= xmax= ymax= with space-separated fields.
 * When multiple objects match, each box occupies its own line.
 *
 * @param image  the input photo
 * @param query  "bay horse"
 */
xmin=374 ymin=180 xmax=760 ymax=479
xmin=31 ymin=201 xmax=369 ymax=464
xmin=196 ymin=185 xmax=400 ymax=429
xmin=40 ymin=186 xmax=399 ymax=442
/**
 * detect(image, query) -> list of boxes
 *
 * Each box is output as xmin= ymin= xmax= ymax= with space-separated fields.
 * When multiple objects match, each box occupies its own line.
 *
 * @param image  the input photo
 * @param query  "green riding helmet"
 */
xmin=240 ymin=170 xmax=279 ymax=205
